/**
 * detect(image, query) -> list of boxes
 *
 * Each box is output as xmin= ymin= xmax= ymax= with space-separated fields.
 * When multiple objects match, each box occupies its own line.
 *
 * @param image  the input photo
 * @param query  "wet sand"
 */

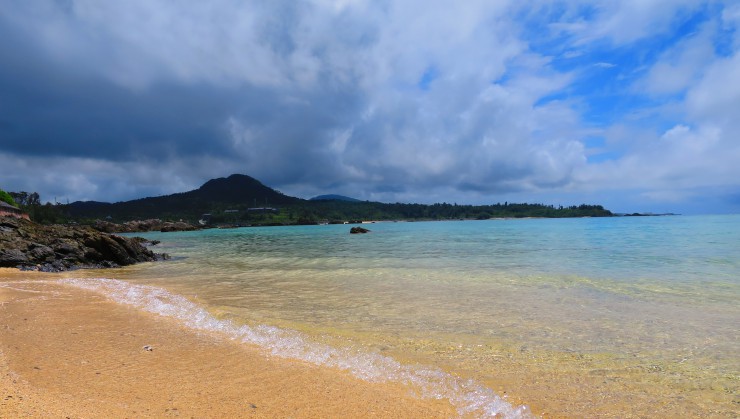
xmin=0 ymin=272 xmax=457 ymax=418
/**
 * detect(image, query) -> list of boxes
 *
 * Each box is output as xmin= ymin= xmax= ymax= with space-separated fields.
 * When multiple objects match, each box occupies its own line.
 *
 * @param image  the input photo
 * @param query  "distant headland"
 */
xmin=5 ymin=174 xmax=630 ymax=230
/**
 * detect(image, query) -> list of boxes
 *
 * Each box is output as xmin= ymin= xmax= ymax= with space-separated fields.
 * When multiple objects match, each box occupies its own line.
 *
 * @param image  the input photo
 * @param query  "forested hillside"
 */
xmin=10 ymin=174 xmax=614 ymax=225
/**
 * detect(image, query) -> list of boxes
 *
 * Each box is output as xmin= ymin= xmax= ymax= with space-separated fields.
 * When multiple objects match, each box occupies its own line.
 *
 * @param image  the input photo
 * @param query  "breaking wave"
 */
xmin=59 ymin=277 xmax=533 ymax=418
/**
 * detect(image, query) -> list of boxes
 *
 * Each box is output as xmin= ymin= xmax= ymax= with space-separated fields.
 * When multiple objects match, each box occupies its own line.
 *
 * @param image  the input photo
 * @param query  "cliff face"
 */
xmin=0 ymin=216 xmax=160 ymax=272
xmin=0 ymin=201 xmax=29 ymax=220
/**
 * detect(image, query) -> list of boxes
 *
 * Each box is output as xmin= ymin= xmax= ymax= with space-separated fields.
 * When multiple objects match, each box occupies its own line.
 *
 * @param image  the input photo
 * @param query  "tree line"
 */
xmin=1 ymin=190 xmax=68 ymax=224
xmin=2 ymin=188 xmax=613 ymax=225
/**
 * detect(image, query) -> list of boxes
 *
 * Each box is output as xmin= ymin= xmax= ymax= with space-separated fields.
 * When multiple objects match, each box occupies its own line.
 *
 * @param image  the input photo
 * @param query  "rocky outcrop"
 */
xmin=350 ymin=226 xmax=370 ymax=234
xmin=159 ymin=221 xmax=198 ymax=232
xmin=93 ymin=219 xmax=199 ymax=233
xmin=0 ymin=216 xmax=162 ymax=272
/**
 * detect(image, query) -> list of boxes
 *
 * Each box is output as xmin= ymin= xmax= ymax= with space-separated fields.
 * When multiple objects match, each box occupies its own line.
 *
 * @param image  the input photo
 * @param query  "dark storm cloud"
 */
xmin=0 ymin=28 xmax=224 ymax=160
xmin=0 ymin=1 xmax=737 ymax=214
xmin=0 ymin=1 xmax=583 ymax=203
xmin=0 ymin=1 xmax=369 ymax=201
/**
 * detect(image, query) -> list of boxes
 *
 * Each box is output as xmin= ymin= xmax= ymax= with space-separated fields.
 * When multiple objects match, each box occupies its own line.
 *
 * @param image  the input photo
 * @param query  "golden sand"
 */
xmin=4 ymin=268 xmax=734 ymax=418
xmin=0 ymin=272 xmax=457 ymax=418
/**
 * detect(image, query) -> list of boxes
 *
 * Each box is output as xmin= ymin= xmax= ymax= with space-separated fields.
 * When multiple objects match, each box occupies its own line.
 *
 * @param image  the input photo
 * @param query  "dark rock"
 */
xmin=0 ymin=249 xmax=29 ymax=266
xmin=54 ymin=241 xmax=80 ymax=255
xmin=28 ymin=244 xmax=55 ymax=261
xmin=83 ymin=234 xmax=147 ymax=266
xmin=130 ymin=237 xmax=160 ymax=246
xmin=0 ymin=215 xmax=160 ymax=272
xmin=160 ymin=221 xmax=198 ymax=233
xmin=350 ymin=226 xmax=370 ymax=234
xmin=93 ymin=218 xmax=199 ymax=233
xmin=92 ymin=220 xmax=120 ymax=233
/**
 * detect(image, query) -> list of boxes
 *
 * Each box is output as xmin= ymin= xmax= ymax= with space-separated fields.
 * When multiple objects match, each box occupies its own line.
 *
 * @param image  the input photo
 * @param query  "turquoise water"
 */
xmin=88 ymin=215 xmax=739 ymax=416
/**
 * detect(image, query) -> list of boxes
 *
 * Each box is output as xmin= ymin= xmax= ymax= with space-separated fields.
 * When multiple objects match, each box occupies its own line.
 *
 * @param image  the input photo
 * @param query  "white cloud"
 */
xmin=549 ymin=0 xmax=706 ymax=46
xmin=686 ymin=53 xmax=740 ymax=124
xmin=593 ymin=62 xmax=616 ymax=68
xmin=1 ymin=0 xmax=739 ymax=213
xmin=577 ymin=118 xmax=738 ymax=206
xmin=640 ymin=21 xmax=716 ymax=95
xmin=0 ymin=152 xmax=236 ymax=203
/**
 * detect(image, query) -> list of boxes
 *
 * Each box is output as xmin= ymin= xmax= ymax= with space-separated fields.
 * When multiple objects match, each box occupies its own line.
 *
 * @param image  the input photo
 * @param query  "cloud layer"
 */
xmin=1 ymin=0 xmax=738 ymax=213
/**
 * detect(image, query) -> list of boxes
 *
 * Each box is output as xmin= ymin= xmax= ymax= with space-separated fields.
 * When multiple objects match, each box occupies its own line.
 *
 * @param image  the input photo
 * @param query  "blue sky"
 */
xmin=1 ymin=0 xmax=739 ymax=214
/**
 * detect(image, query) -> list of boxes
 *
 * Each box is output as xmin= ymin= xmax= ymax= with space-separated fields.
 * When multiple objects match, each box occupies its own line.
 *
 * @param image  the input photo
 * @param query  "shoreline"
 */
xmin=0 ymin=271 xmax=458 ymax=418
xmin=4 ymin=263 xmax=736 ymax=418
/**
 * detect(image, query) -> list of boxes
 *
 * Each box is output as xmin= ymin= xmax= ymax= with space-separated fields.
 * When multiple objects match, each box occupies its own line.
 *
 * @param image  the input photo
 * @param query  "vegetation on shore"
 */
xmin=5 ymin=174 xmax=614 ymax=226
xmin=0 ymin=188 xmax=17 ymax=207
xmin=6 ymin=191 xmax=68 ymax=224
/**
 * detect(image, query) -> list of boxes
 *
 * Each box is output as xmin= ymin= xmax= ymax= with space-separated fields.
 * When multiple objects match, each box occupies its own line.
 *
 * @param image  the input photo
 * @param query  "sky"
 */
xmin=1 ymin=1 xmax=739 ymax=214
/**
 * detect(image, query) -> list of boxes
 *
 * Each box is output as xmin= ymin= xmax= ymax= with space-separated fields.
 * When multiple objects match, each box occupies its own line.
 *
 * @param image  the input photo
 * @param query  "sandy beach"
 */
xmin=0 ymin=270 xmax=457 ymax=418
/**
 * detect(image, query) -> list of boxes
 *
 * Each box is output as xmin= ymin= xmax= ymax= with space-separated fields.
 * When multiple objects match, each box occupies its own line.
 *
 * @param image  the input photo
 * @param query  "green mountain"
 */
xmin=65 ymin=174 xmax=300 ymax=221
xmin=61 ymin=173 xmax=614 ymax=224
xmin=310 ymin=194 xmax=361 ymax=202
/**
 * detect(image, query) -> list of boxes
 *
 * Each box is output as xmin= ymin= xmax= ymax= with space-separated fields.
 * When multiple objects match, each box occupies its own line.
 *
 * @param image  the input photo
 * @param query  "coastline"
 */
xmin=0 ymin=270 xmax=457 ymax=418
xmin=4 ymin=216 xmax=737 ymax=419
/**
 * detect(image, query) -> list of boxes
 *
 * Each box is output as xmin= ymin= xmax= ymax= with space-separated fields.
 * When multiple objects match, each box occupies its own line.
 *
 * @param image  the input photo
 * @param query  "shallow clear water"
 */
xmin=96 ymin=215 xmax=740 ymax=417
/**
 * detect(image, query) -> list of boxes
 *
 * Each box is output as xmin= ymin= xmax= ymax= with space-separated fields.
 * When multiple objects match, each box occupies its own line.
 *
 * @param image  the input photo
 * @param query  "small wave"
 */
xmin=59 ymin=277 xmax=533 ymax=418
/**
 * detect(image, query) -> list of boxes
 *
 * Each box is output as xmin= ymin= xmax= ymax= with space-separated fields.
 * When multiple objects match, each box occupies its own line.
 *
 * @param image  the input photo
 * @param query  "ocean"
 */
xmin=63 ymin=215 xmax=739 ymax=417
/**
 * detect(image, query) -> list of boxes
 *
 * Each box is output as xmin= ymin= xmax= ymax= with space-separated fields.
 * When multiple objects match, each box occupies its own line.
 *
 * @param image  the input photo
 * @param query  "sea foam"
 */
xmin=59 ymin=277 xmax=533 ymax=418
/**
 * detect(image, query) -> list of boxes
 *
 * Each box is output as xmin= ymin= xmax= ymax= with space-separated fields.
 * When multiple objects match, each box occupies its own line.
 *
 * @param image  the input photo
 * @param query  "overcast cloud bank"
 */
xmin=1 ymin=0 xmax=738 ymax=214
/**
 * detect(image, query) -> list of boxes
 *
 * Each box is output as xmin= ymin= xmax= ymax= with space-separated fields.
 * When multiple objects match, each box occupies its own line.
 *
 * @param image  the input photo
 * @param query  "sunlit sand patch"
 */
xmin=0 ymin=278 xmax=487 ymax=418
xmin=56 ymin=277 xmax=533 ymax=418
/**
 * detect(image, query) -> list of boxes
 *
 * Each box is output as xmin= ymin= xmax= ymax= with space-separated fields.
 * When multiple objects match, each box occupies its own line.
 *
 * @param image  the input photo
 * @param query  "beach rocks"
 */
xmin=93 ymin=219 xmax=199 ymax=233
xmin=0 ymin=216 xmax=160 ymax=272
xmin=349 ymin=226 xmax=370 ymax=234
xmin=159 ymin=221 xmax=197 ymax=233
xmin=0 ymin=249 xmax=28 ymax=265
xmin=28 ymin=243 xmax=55 ymax=260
